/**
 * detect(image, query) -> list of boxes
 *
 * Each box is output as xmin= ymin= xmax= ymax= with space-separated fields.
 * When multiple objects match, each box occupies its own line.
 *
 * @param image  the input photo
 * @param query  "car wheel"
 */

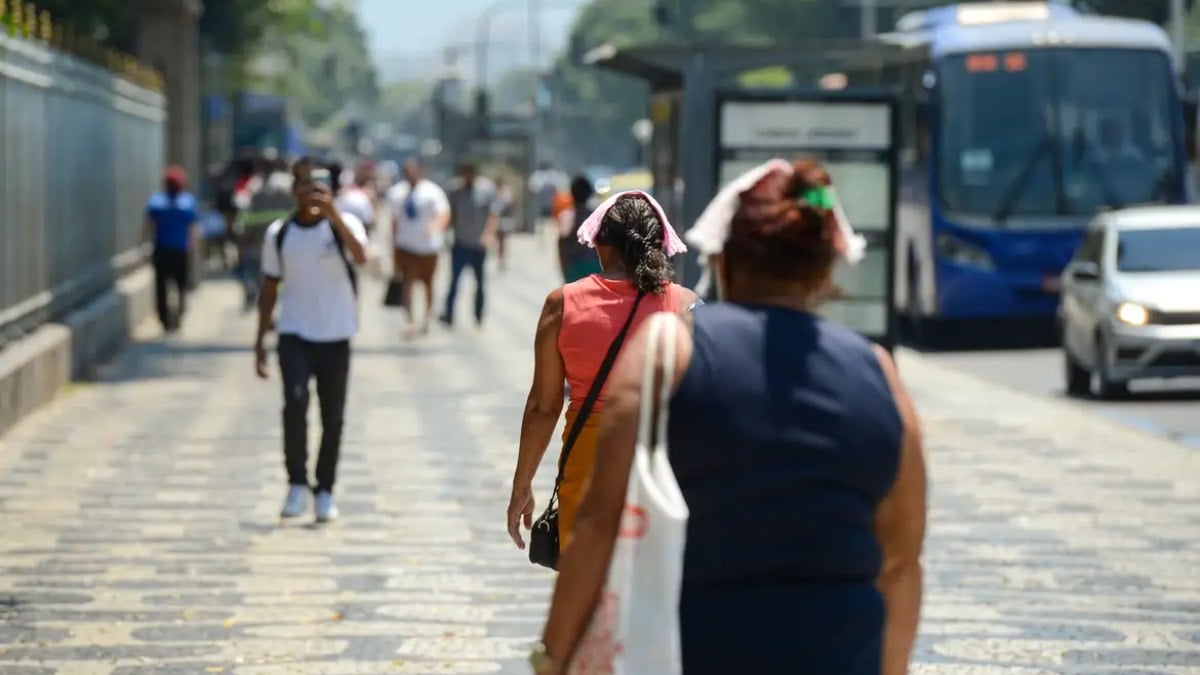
xmin=1064 ymin=346 xmax=1089 ymax=397
xmin=1089 ymin=334 xmax=1129 ymax=400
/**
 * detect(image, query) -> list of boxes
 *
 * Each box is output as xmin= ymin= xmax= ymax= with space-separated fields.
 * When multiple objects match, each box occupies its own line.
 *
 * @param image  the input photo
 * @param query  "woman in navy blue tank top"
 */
xmin=533 ymin=159 xmax=927 ymax=675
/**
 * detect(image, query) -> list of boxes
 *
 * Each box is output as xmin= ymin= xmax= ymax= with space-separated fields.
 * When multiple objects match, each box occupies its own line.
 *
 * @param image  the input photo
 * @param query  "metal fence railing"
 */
xmin=0 ymin=6 xmax=166 ymax=348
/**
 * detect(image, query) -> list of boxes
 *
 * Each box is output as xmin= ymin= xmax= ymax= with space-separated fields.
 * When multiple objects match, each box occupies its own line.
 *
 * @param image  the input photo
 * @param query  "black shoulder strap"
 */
xmin=274 ymin=218 xmax=292 ymax=279
xmin=327 ymin=220 xmax=359 ymax=296
xmin=552 ymin=291 xmax=647 ymax=491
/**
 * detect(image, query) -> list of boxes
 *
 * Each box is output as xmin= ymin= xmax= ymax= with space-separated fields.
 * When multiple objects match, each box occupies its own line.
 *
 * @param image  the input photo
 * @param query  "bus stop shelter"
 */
xmin=588 ymin=42 xmax=904 ymax=349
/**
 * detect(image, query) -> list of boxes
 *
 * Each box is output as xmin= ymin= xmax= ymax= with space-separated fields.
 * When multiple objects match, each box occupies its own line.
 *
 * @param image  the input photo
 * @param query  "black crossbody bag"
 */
xmin=529 ymin=291 xmax=646 ymax=570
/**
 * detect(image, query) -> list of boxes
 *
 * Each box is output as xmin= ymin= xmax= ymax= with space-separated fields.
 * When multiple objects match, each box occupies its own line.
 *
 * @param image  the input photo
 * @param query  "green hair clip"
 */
xmin=799 ymin=186 xmax=837 ymax=210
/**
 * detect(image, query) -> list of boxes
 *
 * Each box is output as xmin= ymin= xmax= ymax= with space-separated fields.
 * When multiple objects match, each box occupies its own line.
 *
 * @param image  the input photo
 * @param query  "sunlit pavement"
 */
xmin=0 ymin=234 xmax=1197 ymax=674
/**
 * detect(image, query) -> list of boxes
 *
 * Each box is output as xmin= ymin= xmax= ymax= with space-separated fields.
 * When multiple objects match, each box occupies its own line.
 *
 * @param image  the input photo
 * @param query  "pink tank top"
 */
xmin=559 ymin=275 xmax=682 ymax=412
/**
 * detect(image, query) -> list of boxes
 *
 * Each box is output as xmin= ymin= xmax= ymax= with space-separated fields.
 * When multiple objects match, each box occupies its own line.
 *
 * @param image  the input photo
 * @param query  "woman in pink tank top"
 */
xmin=507 ymin=192 xmax=698 ymax=555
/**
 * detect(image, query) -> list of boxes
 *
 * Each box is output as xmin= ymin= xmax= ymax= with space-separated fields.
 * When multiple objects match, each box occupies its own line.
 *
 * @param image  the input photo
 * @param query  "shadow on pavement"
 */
xmin=902 ymin=317 xmax=1060 ymax=353
xmin=87 ymin=338 xmax=439 ymax=383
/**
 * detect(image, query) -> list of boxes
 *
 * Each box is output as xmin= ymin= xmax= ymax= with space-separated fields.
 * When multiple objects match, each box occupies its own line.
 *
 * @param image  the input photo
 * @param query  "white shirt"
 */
xmin=261 ymin=214 xmax=368 ymax=342
xmin=388 ymin=179 xmax=451 ymax=255
xmin=336 ymin=187 xmax=376 ymax=229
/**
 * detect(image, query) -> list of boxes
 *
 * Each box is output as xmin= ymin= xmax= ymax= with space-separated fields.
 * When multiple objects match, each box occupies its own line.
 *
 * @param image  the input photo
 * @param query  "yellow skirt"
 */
xmin=557 ymin=407 xmax=601 ymax=552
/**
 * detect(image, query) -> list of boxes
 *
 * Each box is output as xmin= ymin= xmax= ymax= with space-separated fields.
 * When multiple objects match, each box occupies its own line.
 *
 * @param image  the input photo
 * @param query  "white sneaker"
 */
xmin=314 ymin=491 xmax=338 ymax=523
xmin=280 ymin=485 xmax=310 ymax=519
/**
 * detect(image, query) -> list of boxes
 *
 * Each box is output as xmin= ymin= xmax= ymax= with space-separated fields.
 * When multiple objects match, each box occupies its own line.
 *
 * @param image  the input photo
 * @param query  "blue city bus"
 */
xmin=842 ymin=3 xmax=1188 ymax=332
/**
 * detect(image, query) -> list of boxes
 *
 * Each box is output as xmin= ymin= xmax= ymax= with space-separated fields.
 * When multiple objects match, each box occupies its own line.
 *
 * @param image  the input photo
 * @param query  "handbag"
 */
xmin=383 ymin=278 xmax=404 ymax=308
xmin=529 ymin=291 xmax=647 ymax=570
xmin=569 ymin=312 xmax=689 ymax=675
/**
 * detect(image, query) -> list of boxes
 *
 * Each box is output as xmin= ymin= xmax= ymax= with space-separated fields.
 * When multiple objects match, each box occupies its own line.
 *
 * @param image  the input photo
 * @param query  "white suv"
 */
xmin=1059 ymin=206 xmax=1200 ymax=399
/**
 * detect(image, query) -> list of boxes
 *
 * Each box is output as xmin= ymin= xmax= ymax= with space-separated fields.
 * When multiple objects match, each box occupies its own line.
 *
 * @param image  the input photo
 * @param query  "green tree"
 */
xmin=274 ymin=4 xmax=379 ymax=129
xmin=34 ymin=0 xmax=137 ymax=51
xmin=549 ymin=0 xmax=877 ymax=167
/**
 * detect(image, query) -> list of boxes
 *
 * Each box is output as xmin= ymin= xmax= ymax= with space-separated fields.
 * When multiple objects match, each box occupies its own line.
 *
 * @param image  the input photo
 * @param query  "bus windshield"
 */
xmin=939 ymin=48 xmax=1180 ymax=223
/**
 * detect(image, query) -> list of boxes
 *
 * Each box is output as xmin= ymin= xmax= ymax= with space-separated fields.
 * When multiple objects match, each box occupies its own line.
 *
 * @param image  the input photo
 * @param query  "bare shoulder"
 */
xmin=540 ymin=288 xmax=565 ymax=324
xmin=674 ymin=284 xmax=700 ymax=313
xmin=872 ymin=344 xmax=900 ymax=382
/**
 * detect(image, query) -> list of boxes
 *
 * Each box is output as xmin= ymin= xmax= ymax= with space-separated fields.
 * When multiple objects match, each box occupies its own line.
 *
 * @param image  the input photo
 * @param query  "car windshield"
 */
xmin=1116 ymin=227 xmax=1200 ymax=272
xmin=939 ymin=48 xmax=1180 ymax=222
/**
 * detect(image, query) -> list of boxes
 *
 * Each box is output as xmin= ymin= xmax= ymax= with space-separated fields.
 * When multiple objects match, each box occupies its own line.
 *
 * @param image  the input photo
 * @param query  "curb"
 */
xmin=0 ymin=266 xmax=154 ymax=438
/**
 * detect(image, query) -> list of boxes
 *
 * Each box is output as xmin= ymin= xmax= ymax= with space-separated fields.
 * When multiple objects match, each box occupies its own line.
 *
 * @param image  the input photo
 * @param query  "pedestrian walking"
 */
xmin=558 ymin=175 xmax=603 ymax=283
xmin=439 ymin=161 xmax=500 ymax=328
xmin=144 ymin=166 xmax=200 ymax=334
xmin=533 ymin=159 xmax=926 ymax=674
xmin=254 ymin=158 xmax=369 ymax=524
xmin=494 ymin=176 xmax=517 ymax=271
xmin=387 ymin=158 xmax=450 ymax=337
xmin=507 ymin=191 xmax=696 ymax=563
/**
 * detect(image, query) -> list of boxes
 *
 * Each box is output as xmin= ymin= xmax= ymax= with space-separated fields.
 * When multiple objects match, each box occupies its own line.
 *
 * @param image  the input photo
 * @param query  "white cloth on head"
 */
xmin=684 ymin=158 xmax=865 ymax=265
xmin=576 ymin=190 xmax=687 ymax=257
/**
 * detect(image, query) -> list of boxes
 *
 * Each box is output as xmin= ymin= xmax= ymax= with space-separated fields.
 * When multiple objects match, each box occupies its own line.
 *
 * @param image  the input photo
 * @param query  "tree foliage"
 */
xmin=275 ymin=4 xmax=379 ymax=128
xmin=34 ymin=0 xmax=377 ymax=130
xmin=35 ymin=0 xmax=137 ymax=52
xmin=549 ymin=0 xmax=1195 ymax=168
xmin=549 ymin=0 xmax=893 ymax=168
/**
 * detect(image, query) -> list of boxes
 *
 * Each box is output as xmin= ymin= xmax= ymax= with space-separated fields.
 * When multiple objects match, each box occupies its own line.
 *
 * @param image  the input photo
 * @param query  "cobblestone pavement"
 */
xmin=1 ymin=234 xmax=1198 ymax=674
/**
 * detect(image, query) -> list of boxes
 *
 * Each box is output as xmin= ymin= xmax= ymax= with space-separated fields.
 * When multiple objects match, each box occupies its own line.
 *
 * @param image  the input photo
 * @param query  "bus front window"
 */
xmin=939 ymin=49 xmax=1179 ymax=222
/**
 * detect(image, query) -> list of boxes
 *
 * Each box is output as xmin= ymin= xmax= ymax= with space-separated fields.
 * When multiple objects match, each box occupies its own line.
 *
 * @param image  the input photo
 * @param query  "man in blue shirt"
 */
xmin=145 ymin=166 xmax=199 ymax=333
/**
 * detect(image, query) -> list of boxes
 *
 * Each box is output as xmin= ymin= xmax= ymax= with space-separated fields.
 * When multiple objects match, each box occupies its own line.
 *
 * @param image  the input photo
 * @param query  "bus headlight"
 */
xmin=1115 ymin=302 xmax=1150 ymax=326
xmin=936 ymin=233 xmax=995 ymax=271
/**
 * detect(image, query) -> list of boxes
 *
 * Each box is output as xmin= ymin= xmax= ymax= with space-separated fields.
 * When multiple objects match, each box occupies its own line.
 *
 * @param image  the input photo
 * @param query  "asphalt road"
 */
xmin=925 ymin=346 xmax=1200 ymax=450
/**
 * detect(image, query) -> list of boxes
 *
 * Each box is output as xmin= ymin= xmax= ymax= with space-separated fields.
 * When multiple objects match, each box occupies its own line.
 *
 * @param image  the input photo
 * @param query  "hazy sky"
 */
xmin=356 ymin=0 xmax=588 ymax=83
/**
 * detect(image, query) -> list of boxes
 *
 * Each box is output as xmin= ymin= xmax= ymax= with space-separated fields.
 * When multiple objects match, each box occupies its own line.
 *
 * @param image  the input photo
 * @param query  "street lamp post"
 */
xmin=475 ymin=0 xmax=506 ymax=112
xmin=1171 ymin=0 xmax=1187 ymax=72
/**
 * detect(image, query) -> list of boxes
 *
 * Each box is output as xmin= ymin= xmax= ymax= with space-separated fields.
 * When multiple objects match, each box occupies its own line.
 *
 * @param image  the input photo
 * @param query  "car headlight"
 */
xmin=937 ymin=233 xmax=995 ymax=271
xmin=1115 ymin=302 xmax=1150 ymax=326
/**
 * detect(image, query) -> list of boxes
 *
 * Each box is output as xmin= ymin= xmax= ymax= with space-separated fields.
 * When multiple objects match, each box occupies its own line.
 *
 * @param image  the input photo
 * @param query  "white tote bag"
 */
xmin=569 ymin=312 xmax=690 ymax=675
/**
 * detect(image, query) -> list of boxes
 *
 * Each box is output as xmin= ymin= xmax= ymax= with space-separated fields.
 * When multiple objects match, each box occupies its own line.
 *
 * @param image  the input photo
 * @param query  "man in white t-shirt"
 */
xmin=387 ymin=158 xmax=450 ymax=336
xmin=255 ymin=158 xmax=369 ymax=524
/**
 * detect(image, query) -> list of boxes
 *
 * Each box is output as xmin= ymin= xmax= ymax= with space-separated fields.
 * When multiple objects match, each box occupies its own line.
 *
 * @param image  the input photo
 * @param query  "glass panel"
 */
xmin=1057 ymin=50 xmax=1178 ymax=212
xmin=1116 ymin=228 xmax=1200 ymax=272
xmin=939 ymin=50 xmax=1057 ymax=218
xmin=938 ymin=48 xmax=1179 ymax=221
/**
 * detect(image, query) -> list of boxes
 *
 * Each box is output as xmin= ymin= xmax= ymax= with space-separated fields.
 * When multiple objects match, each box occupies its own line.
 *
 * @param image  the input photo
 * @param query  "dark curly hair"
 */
xmin=726 ymin=159 xmax=838 ymax=287
xmin=594 ymin=194 xmax=673 ymax=294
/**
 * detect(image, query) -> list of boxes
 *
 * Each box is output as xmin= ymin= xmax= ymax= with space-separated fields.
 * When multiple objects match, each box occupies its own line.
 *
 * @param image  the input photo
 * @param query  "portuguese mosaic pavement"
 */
xmin=0 ymin=237 xmax=1197 ymax=673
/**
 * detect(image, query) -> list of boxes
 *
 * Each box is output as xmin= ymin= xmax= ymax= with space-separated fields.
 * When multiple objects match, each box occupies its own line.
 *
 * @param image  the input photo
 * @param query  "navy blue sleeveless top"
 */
xmin=667 ymin=303 xmax=902 ymax=674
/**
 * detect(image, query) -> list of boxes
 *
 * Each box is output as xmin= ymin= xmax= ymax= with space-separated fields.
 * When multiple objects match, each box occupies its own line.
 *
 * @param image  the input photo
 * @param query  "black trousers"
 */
xmin=278 ymin=334 xmax=351 ymax=493
xmin=153 ymin=248 xmax=190 ymax=330
xmin=443 ymin=244 xmax=487 ymax=324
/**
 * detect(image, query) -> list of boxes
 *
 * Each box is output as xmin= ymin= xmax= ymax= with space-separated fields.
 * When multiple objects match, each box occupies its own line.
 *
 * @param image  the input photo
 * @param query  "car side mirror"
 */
xmin=1071 ymin=261 xmax=1100 ymax=281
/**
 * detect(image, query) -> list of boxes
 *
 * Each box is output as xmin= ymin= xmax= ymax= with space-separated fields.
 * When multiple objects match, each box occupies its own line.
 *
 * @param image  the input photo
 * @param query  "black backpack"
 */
xmin=274 ymin=217 xmax=358 ymax=295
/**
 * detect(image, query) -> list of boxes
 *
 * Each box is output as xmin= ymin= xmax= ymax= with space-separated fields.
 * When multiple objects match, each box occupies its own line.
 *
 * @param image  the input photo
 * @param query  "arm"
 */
xmin=254 ymin=278 xmax=280 ymax=378
xmin=481 ymin=211 xmax=500 ymax=247
xmin=538 ymin=314 xmax=694 ymax=672
xmin=508 ymin=290 xmax=567 ymax=549
xmin=872 ymin=345 xmax=927 ymax=675
xmin=430 ymin=187 xmax=452 ymax=235
xmin=255 ymin=226 xmax=282 ymax=378
xmin=327 ymin=209 xmax=369 ymax=264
